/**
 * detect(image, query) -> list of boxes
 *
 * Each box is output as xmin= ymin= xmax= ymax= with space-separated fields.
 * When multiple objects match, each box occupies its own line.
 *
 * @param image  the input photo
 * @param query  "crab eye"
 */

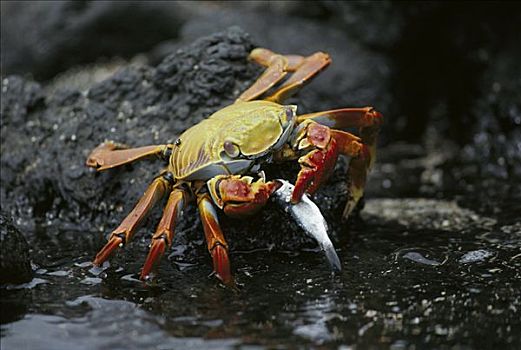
xmin=223 ymin=141 xmax=240 ymax=158
xmin=285 ymin=107 xmax=294 ymax=120
xmin=282 ymin=106 xmax=297 ymax=127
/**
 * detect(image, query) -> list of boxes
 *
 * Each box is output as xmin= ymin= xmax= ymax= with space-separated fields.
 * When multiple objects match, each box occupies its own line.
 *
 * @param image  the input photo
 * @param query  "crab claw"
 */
xmin=291 ymin=123 xmax=339 ymax=203
xmin=140 ymin=235 xmax=168 ymax=281
xmin=207 ymin=175 xmax=281 ymax=218
xmin=93 ymin=233 xmax=125 ymax=266
xmin=273 ymin=179 xmax=341 ymax=271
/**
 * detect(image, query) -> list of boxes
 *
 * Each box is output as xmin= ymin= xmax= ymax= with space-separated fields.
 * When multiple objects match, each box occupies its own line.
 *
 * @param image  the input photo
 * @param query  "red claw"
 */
xmin=307 ymin=139 xmax=339 ymax=194
xmin=291 ymin=166 xmax=314 ymax=203
xmin=220 ymin=179 xmax=281 ymax=218
xmin=291 ymin=125 xmax=338 ymax=203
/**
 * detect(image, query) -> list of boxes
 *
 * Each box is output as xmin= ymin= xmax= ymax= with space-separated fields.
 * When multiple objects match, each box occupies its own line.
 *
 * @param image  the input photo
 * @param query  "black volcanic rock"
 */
xmin=0 ymin=213 xmax=32 ymax=284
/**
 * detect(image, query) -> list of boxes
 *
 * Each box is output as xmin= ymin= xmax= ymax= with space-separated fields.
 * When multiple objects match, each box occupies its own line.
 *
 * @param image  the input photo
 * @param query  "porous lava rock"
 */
xmin=0 ymin=213 xmax=32 ymax=284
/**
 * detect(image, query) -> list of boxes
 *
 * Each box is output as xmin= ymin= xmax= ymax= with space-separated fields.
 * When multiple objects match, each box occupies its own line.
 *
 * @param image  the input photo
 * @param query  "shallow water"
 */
xmin=2 ymin=196 xmax=520 ymax=349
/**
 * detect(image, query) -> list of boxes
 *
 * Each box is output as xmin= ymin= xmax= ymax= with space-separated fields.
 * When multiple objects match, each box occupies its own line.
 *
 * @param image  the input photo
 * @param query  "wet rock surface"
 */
xmin=0 ymin=213 xmax=32 ymax=284
xmin=362 ymin=198 xmax=497 ymax=232
xmin=1 ymin=2 xmax=521 ymax=349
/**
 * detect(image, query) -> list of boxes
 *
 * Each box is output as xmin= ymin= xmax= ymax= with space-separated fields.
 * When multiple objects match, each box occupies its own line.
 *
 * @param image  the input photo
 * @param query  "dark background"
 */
xmin=3 ymin=1 xmax=520 ymax=151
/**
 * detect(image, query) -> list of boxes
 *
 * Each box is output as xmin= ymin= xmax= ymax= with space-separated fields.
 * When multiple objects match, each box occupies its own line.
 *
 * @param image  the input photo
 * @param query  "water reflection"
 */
xmin=291 ymin=292 xmax=339 ymax=344
xmin=1 ymin=197 xmax=520 ymax=348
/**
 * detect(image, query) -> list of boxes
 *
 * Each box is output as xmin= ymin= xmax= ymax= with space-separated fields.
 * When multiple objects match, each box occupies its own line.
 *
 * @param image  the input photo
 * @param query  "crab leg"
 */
xmin=247 ymin=48 xmax=305 ymax=71
xmin=237 ymin=48 xmax=331 ymax=103
xmin=86 ymin=141 xmax=173 ymax=171
xmin=265 ymin=51 xmax=331 ymax=103
xmin=197 ymin=193 xmax=233 ymax=286
xmin=343 ymin=124 xmax=381 ymax=218
xmin=140 ymin=187 xmax=189 ymax=280
xmin=296 ymin=107 xmax=383 ymax=130
xmin=236 ymin=54 xmax=289 ymax=102
xmin=93 ymin=174 xmax=171 ymax=266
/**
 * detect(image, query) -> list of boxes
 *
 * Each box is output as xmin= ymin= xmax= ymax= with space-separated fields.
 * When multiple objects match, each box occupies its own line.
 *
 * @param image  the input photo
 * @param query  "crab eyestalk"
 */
xmin=272 ymin=179 xmax=341 ymax=272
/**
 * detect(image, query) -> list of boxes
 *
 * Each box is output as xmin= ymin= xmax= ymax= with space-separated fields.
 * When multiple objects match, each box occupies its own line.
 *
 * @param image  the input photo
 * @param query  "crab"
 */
xmin=86 ymin=48 xmax=383 ymax=286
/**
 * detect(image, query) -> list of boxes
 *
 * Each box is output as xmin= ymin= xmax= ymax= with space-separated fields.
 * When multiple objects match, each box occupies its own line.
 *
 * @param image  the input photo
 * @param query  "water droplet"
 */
xmin=402 ymin=251 xmax=441 ymax=266
xmin=80 ymin=277 xmax=102 ymax=285
xmin=47 ymin=270 xmax=70 ymax=277
xmin=121 ymin=274 xmax=141 ymax=283
xmin=74 ymin=261 xmax=93 ymax=268
xmin=459 ymin=249 xmax=493 ymax=264
xmin=89 ymin=261 xmax=110 ymax=276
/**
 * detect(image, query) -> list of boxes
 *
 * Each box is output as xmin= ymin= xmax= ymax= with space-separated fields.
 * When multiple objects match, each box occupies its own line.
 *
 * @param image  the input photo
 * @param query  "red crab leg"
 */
xmin=344 ymin=145 xmax=372 ymax=218
xmin=296 ymin=107 xmax=383 ymax=130
xmin=237 ymin=48 xmax=330 ymax=103
xmin=140 ymin=187 xmax=189 ymax=280
xmin=265 ymin=51 xmax=331 ymax=103
xmin=247 ymin=48 xmax=305 ymax=71
xmin=93 ymin=175 xmax=171 ymax=266
xmin=237 ymin=54 xmax=288 ymax=102
xmin=343 ymin=123 xmax=381 ymax=218
xmin=197 ymin=193 xmax=234 ymax=286
xmin=86 ymin=141 xmax=173 ymax=171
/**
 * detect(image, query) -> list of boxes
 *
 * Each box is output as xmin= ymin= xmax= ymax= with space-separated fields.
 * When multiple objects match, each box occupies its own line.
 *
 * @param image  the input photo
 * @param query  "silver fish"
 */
xmin=272 ymin=179 xmax=341 ymax=271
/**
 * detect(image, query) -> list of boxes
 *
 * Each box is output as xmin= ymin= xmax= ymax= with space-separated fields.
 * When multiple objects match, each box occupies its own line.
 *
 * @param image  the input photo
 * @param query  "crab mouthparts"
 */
xmin=272 ymin=179 xmax=342 ymax=272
